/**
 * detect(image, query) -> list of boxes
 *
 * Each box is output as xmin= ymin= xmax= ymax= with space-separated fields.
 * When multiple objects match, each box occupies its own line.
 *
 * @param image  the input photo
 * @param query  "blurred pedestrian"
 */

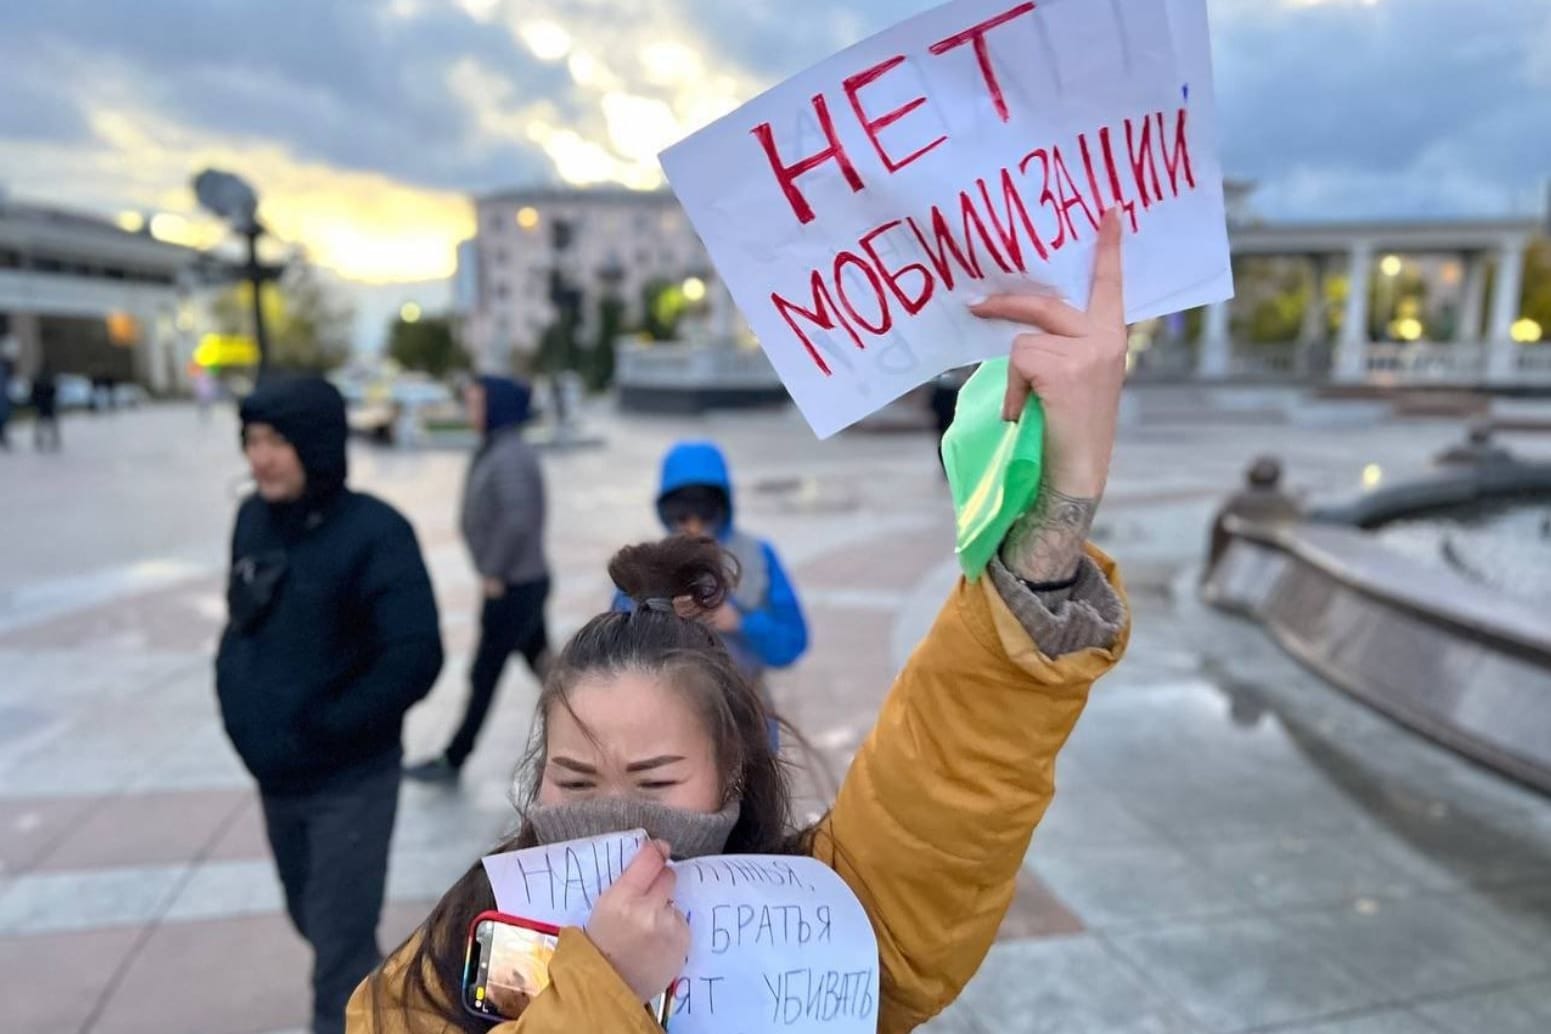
xmin=1204 ymin=455 xmax=1302 ymax=579
xmin=406 ymin=376 xmax=549 ymax=784
xmin=217 ymin=376 xmax=443 ymax=1034
xmin=194 ymin=369 xmax=219 ymax=422
xmin=616 ymin=441 xmax=808 ymax=746
xmin=90 ymin=373 xmax=109 ymax=413
xmin=0 ymin=355 xmax=13 ymax=452
xmin=929 ymin=368 xmax=970 ymax=474
xmin=31 ymin=365 xmax=60 ymax=452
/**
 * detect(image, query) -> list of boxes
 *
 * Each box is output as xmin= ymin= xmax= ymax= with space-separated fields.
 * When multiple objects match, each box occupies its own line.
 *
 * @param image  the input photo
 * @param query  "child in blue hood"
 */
xmin=616 ymin=442 xmax=808 ymax=734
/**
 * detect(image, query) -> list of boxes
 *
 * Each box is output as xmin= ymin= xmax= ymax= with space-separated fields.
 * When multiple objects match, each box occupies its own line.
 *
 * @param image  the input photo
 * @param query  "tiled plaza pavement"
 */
xmin=2 ymin=399 xmax=1550 ymax=1034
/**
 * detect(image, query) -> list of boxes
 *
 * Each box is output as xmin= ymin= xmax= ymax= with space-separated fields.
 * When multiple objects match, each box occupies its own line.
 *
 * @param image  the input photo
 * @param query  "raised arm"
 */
xmin=809 ymin=209 xmax=1132 ymax=1033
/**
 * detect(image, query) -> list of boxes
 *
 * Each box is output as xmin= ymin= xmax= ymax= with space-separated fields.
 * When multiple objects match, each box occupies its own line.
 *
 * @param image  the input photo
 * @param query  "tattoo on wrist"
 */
xmin=1001 ymin=487 xmax=1098 ymax=584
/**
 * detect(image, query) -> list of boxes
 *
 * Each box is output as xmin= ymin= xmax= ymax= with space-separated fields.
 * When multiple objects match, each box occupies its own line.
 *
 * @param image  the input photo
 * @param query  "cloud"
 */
xmin=0 ymin=0 xmax=1547 ymax=299
xmin=0 ymin=41 xmax=95 ymax=143
xmin=663 ymin=0 xmax=910 ymax=82
xmin=494 ymin=0 xmax=1551 ymax=219
xmin=0 ymin=105 xmax=475 ymax=284
xmin=1 ymin=0 xmax=569 ymax=192
xmin=1210 ymin=0 xmax=1551 ymax=217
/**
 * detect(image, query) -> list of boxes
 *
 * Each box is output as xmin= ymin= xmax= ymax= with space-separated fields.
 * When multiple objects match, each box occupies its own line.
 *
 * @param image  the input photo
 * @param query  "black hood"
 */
xmin=478 ymin=375 xmax=533 ymax=437
xmin=239 ymin=376 xmax=349 ymax=505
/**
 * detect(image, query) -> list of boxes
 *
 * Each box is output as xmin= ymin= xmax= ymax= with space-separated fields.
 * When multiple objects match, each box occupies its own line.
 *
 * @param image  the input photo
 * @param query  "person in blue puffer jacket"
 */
xmin=615 ymin=441 xmax=808 ymax=741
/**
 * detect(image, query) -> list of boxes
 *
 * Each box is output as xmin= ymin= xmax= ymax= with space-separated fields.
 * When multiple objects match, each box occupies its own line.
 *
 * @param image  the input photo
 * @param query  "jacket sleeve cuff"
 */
xmin=986 ymin=550 xmax=1126 ymax=657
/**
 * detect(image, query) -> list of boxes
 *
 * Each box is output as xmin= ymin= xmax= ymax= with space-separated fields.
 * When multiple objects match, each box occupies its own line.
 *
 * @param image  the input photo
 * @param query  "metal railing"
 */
xmin=1230 ymin=344 xmax=1299 ymax=378
xmin=1515 ymin=344 xmax=1551 ymax=380
xmin=1126 ymin=340 xmax=1551 ymax=386
xmin=616 ymin=339 xmax=784 ymax=389
xmin=1125 ymin=343 xmax=1196 ymax=380
xmin=1365 ymin=342 xmax=1486 ymax=381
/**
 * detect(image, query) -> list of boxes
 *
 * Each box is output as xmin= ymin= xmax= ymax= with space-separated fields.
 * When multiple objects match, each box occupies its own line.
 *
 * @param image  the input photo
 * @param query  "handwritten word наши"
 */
xmin=507 ymin=833 xmax=648 ymax=912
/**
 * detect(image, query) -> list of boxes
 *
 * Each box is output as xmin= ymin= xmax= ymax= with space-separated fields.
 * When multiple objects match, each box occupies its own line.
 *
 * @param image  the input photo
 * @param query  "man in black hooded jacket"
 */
xmin=216 ymin=376 xmax=443 ymax=1034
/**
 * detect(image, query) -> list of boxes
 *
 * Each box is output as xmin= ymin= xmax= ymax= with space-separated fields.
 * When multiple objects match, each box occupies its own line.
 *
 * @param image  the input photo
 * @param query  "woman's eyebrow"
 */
xmin=626 ymin=755 xmax=686 ymax=773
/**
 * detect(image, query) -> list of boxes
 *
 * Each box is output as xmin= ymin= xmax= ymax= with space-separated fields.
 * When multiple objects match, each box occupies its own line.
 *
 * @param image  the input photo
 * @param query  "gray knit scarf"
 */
xmin=526 ymin=797 xmax=741 ymax=860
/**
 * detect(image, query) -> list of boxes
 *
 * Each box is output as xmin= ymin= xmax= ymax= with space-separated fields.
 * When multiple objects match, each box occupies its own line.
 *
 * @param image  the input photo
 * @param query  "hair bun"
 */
xmin=609 ymin=537 xmax=737 ymax=616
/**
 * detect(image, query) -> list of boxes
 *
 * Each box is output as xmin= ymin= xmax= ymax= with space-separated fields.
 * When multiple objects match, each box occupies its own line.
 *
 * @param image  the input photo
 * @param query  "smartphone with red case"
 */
xmin=462 ymin=911 xmax=562 ymax=1021
xmin=462 ymin=911 xmax=673 ymax=1025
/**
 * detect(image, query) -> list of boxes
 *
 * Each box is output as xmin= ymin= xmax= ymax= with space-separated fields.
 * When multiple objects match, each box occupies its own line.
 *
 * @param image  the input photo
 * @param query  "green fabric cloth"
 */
xmin=941 ymin=359 xmax=1045 ymax=580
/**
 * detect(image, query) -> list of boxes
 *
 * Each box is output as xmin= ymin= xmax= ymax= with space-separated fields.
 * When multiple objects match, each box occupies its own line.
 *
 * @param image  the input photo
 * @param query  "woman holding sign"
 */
xmin=350 ymin=211 xmax=1132 ymax=1033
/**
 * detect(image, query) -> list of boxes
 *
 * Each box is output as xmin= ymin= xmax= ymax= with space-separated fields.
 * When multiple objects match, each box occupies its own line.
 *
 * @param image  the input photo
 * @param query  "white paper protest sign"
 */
xmin=660 ymin=0 xmax=1233 ymax=438
xmin=482 ymin=831 xmax=879 ymax=1032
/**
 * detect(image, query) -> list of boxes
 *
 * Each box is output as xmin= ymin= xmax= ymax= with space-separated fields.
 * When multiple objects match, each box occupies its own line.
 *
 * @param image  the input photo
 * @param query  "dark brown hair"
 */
xmin=379 ymin=537 xmax=810 ymax=1029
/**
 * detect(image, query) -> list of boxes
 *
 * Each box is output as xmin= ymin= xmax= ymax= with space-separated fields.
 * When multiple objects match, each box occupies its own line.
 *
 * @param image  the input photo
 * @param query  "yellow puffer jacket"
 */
xmin=348 ymin=549 xmax=1129 ymax=1033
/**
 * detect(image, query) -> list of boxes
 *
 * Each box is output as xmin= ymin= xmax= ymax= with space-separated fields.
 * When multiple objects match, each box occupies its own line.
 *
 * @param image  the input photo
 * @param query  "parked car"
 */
xmin=3 ymin=374 xmax=144 ymax=410
xmin=55 ymin=375 xmax=95 ymax=410
xmin=388 ymin=374 xmax=455 ymax=407
xmin=111 ymin=383 xmax=146 ymax=408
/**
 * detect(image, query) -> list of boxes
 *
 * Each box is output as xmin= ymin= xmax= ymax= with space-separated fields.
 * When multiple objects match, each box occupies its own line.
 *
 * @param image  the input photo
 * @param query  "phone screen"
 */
xmin=464 ymin=917 xmax=560 ymax=1020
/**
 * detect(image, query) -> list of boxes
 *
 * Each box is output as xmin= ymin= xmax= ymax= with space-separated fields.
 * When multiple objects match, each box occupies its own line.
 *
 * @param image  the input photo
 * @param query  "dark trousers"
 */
xmin=930 ymin=384 xmax=959 ymax=476
xmin=446 ymin=577 xmax=550 ymax=768
xmin=34 ymin=415 xmax=60 ymax=452
xmin=261 ymin=761 xmax=400 ymax=1034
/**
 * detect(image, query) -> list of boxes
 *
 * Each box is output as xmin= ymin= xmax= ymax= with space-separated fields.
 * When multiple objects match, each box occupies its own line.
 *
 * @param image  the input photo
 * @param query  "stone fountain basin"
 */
xmin=1205 ymin=471 xmax=1551 ymax=796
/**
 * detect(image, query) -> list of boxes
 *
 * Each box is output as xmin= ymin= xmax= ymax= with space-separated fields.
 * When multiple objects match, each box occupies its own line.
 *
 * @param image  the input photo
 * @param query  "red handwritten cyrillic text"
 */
xmin=766 ymin=106 xmax=1201 ymax=376
xmin=1157 ymin=108 xmax=1196 ymax=196
xmin=928 ymin=2 xmax=1039 ymax=123
xmin=908 ymin=204 xmax=984 ymax=290
xmin=1098 ymin=127 xmax=1139 ymax=232
xmin=1126 ymin=116 xmax=1161 ymax=209
xmin=752 ymin=95 xmax=865 ymax=225
xmin=1051 ymin=145 xmax=1100 ymax=240
xmin=770 ymin=272 xmax=863 ymax=375
xmin=978 ymin=169 xmax=1048 ymax=267
xmin=1018 ymin=148 xmax=1065 ymax=253
xmin=859 ymin=221 xmax=935 ymax=316
xmin=843 ymin=57 xmax=948 ymax=174
xmin=834 ymin=251 xmax=893 ymax=334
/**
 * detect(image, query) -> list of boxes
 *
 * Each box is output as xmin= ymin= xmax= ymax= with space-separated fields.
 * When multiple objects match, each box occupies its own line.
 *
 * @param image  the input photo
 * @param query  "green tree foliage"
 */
xmin=1522 ymin=237 xmax=1551 ymax=332
xmin=213 ymin=265 xmax=353 ymax=373
xmin=386 ymin=316 xmax=468 ymax=378
xmin=640 ymin=279 xmax=685 ymax=341
xmin=1230 ymin=258 xmax=1306 ymax=344
xmin=535 ymin=313 xmax=579 ymax=376
xmin=585 ymin=295 xmax=626 ymax=391
xmin=1246 ymin=291 xmax=1305 ymax=343
xmin=1366 ymin=267 xmax=1429 ymax=340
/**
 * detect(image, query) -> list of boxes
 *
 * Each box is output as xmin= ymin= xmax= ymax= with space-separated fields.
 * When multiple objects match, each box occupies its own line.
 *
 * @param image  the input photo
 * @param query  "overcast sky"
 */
xmin=1 ymin=0 xmax=1546 ymax=288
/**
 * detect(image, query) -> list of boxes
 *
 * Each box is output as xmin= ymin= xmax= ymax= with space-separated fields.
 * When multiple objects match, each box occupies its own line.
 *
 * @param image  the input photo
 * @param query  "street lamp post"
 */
xmin=542 ymin=217 xmax=583 ymax=439
xmin=242 ymin=224 xmax=269 ymax=368
xmin=193 ymin=169 xmax=278 ymax=371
